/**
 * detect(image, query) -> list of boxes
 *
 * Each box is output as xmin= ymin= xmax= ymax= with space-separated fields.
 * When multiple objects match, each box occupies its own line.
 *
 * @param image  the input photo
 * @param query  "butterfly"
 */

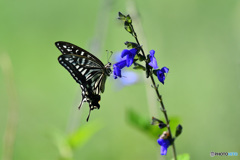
xmin=55 ymin=41 xmax=112 ymax=121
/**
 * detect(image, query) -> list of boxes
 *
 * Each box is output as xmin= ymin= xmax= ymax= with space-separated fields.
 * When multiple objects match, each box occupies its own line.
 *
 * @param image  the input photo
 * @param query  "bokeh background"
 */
xmin=1 ymin=0 xmax=240 ymax=159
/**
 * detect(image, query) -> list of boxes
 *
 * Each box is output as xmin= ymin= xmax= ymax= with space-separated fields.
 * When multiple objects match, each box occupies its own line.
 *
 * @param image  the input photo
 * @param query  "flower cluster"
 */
xmin=115 ymin=12 xmax=183 ymax=159
xmin=148 ymin=50 xmax=169 ymax=84
xmin=113 ymin=48 xmax=169 ymax=85
xmin=113 ymin=48 xmax=138 ymax=79
xmin=151 ymin=117 xmax=183 ymax=155
xmin=158 ymin=131 xmax=171 ymax=155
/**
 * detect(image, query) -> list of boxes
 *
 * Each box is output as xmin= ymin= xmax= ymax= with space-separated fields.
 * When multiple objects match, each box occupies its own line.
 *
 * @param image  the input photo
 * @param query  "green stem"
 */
xmin=150 ymin=74 xmax=177 ymax=160
xmin=129 ymin=23 xmax=177 ymax=160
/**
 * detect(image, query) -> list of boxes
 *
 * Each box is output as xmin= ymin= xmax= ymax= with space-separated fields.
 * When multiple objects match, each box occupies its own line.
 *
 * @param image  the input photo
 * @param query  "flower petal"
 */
xmin=156 ymin=67 xmax=169 ymax=84
xmin=113 ymin=60 xmax=127 ymax=69
xmin=113 ymin=60 xmax=127 ymax=79
xmin=148 ymin=57 xmax=158 ymax=69
xmin=149 ymin=50 xmax=155 ymax=56
xmin=160 ymin=146 xmax=168 ymax=155
xmin=121 ymin=48 xmax=138 ymax=67
xmin=126 ymin=54 xmax=134 ymax=67
xmin=157 ymin=70 xmax=165 ymax=84
xmin=129 ymin=48 xmax=138 ymax=55
xmin=148 ymin=50 xmax=159 ymax=69
xmin=161 ymin=67 xmax=169 ymax=73
xmin=121 ymin=49 xmax=130 ymax=58
xmin=157 ymin=138 xmax=170 ymax=155
xmin=113 ymin=67 xmax=121 ymax=79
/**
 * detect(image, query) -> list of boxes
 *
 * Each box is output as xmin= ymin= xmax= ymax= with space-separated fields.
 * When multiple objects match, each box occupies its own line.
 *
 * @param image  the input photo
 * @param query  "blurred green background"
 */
xmin=1 ymin=0 xmax=240 ymax=159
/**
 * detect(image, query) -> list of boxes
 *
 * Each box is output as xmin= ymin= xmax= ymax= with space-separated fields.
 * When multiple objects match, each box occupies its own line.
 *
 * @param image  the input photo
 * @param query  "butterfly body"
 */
xmin=55 ymin=41 xmax=111 ymax=121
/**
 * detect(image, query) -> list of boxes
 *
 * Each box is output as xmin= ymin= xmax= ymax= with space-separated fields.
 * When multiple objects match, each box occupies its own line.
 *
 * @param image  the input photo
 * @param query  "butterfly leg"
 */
xmin=86 ymin=108 xmax=92 ymax=122
xmin=78 ymin=95 xmax=87 ymax=110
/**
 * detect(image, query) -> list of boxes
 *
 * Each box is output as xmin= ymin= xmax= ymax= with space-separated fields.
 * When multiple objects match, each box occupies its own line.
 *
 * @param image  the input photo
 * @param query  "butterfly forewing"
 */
xmin=58 ymin=54 xmax=105 ymax=92
xmin=55 ymin=41 xmax=105 ymax=66
xmin=56 ymin=41 xmax=111 ymax=121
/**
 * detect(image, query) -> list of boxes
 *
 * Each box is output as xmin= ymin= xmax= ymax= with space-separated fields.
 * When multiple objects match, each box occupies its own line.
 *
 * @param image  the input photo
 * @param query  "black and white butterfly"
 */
xmin=55 ymin=41 xmax=112 ymax=121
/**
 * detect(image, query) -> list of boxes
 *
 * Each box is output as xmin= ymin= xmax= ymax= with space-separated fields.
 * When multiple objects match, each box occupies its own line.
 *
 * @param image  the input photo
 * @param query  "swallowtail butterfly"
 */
xmin=55 ymin=41 xmax=112 ymax=121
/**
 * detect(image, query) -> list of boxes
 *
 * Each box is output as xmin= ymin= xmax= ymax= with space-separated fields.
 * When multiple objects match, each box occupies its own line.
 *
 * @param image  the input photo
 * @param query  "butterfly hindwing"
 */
xmin=56 ymin=41 xmax=112 ymax=121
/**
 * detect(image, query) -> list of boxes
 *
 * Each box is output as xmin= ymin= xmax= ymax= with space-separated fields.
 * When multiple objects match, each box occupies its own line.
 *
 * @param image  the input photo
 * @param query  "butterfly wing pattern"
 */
xmin=55 ymin=41 xmax=112 ymax=121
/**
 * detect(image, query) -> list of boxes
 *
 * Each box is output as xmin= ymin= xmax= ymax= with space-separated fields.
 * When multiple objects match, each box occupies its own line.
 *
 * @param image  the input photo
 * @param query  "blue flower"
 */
xmin=121 ymin=48 xmax=138 ymax=67
xmin=148 ymin=50 xmax=158 ymax=69
xmin=113 ymin=60 xmax=127 ymax=79
xmin=157 ymin=138 xmax=171 ymax=155
xmin=112 ymin=52 xmax=140 ymax=87
xmin=156 ymin=67 xmax=169 ymax=84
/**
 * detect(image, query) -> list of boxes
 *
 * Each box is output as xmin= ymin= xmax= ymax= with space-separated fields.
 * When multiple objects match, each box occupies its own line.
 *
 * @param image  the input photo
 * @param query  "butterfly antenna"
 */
xmin=106 ymin=50 xmax=113 ymax=62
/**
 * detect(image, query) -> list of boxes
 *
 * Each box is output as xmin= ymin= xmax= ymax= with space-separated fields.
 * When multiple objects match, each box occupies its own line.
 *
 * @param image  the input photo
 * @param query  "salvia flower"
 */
xmin=148 ymin=50 xmax=159 ymax=69
xmin=157 ymin=131 xmax=171 ymax=155
xmin=113 ymin=60 xmax=127 ymax=79
xmin=156 ymin=67 xmax=169 ymax=84
xmin=121 ymin=48 xmax=138 ymax=67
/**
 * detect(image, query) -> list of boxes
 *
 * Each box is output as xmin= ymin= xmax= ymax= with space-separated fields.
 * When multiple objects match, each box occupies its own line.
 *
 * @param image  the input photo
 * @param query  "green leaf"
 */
xmin=124 ymin=21 xmax=133 ymax=35
xmin=118 ymin=12 xmax=126 ymax=21
xmin=126 ymin=14 xmax=132 ymax=24
xmin=171 ymin=153 xmax=190 ymax=160
xmin=127 ymin=109 xmax=182 ymax=140
xmin=137 ymin=54 xmax=146 ymax=61
xmin=133 ymin=63 xmax=146 ymax=71
xmin=53 ymin=131 xmax=73 ymax=160
xmin=52 ymin=122 xmax=103 ymax=160
xmin=145 ymin=63 xmax=151 ymax=78
xmin=67 ymin=121 xmax=103 ymax=149
xmin=126 ymin=109 xmax=165 ymax=138
xmin=124 ymin=41 xmax=139 ymax=49
xmin=151 ymin=117 xmax=167 ymax=129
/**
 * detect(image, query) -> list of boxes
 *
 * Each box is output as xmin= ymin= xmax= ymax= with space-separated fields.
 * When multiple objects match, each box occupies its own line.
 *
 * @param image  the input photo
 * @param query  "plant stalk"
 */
xmin=130 ymin=23 xmax=177 ymax=160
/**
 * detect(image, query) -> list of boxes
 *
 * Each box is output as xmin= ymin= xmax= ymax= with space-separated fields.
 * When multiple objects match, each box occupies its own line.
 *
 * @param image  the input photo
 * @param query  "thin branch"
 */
xmin=126 ymin=6 xmax=178 ymax=160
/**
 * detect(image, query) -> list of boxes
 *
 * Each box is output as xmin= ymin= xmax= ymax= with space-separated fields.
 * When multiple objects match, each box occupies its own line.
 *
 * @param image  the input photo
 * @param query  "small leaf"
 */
xmin=126 ymin=109 xmax=164 ymax=138
xmin=124 ymin=41 xmax=139 ymax=49
xmin=146 ymin=54 xmax=150 ymax=63
xmin=124 ymin=21 xmax=133 ymax=35
xmin=145 ymin=63 xmax=151 ymax=78
xmin=126 ymin=14 xmax=132 ymax=24
xmin=151 ymin=117 xmax=167 ymax=129
xmin=159 ymin=123 xmax=167 ymax=129
xmin=137 ymin=54 xmax=146 ymax=61
xmin=151 ymin=84 xmax=159 ymax=89
xmin=151 ymin=117 xmax=163 ymax=125
xmin=133 ymin=63 xmax=146 ymax=71
xmin=118 ymin=12 xmax=126 ymax=21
